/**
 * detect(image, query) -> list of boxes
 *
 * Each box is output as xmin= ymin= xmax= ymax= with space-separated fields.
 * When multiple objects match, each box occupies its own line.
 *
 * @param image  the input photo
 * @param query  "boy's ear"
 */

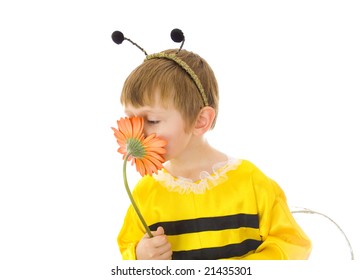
xmin=193 ymin=106 xmax=216 ymax=136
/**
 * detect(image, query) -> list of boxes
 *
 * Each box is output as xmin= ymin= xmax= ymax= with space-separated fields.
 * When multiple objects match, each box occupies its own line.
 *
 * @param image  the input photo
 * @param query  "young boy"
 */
xmin=117 ymin=48 xmax=311 ymax=260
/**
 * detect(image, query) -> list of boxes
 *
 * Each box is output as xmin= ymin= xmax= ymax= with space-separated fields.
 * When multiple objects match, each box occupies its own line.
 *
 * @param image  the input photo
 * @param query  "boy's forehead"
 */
xmin=125 ymin=91 xmax=174 ymax=111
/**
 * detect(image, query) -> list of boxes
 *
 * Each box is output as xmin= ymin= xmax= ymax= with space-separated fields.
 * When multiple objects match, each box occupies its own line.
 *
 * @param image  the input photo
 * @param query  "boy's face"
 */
xmin=124 ymin=90 xmax=193 ymax=162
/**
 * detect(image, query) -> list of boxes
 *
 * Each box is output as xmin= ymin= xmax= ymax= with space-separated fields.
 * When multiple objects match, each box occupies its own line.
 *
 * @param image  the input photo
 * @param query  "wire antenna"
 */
xmin=292 ymin=207 xmax=354 ymax=260
xmin=170 ymin=28 xmax=185 ymax=53
xmin=111 ymin=31 xmax=148 ymax=56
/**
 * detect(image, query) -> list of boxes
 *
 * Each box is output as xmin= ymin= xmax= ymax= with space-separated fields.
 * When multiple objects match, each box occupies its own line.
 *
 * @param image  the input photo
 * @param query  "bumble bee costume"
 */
xmin=118 ymin=159 xmax=311 ymax=260
xmin=112 ymin=29 xmax=311 ymax=260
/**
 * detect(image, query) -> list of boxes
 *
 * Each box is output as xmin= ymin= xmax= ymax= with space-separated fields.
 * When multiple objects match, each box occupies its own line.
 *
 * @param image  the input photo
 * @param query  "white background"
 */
xmin=0 ymin=0 xmax=361 ymax=279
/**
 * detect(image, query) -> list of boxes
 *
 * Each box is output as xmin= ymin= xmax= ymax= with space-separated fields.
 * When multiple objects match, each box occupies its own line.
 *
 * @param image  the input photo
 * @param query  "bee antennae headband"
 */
xmin=111 ymin=28 xmax=209 ymax=107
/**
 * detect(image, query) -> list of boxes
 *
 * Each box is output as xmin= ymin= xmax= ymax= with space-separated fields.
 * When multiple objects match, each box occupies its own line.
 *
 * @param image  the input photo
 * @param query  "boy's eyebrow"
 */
xmin=124 ymin=108 xmax=167 ymax=115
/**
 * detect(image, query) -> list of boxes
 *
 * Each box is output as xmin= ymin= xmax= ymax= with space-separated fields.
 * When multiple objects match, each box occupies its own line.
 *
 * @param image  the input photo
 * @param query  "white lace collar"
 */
xmin=153 ymin=157 xmax=242 ymax=194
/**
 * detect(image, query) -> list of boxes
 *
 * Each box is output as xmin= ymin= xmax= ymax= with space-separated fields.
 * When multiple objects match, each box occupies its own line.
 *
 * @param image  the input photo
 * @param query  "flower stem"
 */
xmin=123 ymin=154 xmax=153 ymax=238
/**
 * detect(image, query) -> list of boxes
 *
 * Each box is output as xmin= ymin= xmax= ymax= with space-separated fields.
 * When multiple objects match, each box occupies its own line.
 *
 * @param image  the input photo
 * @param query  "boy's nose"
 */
xmin=142 ymin=125 xmax=152 ymax=138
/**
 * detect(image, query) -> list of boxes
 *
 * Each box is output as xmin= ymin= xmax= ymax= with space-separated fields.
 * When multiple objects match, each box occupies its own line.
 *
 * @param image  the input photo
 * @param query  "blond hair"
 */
xmin=121 ymin=49 xmax=219 ymax=131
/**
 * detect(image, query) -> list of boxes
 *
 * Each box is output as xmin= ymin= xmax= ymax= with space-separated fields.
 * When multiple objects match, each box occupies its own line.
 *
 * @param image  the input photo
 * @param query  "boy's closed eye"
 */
xmin=146 ymin=119 xmax=160 ymax=125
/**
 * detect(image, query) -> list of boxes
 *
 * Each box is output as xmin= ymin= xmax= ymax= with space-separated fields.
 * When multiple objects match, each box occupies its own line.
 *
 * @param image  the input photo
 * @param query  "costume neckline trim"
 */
xmin=153 ymin=157 xmax=242 ymax=194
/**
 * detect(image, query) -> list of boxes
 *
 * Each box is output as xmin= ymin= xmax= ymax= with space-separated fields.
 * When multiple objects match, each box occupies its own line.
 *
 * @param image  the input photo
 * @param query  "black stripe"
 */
xmin=149 ymin=213 xmax=259 ymax=235
xmin=172 ymin=239 xmax=262 ymax=260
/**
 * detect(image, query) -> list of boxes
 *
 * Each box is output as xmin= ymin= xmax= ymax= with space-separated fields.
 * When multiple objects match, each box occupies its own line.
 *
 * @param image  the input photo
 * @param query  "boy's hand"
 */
xmin=136 ymin=226 xmax=172 ymax=260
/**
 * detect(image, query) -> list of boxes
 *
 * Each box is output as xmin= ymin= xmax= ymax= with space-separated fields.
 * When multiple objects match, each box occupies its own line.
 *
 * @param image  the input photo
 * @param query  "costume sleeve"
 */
xmin=243 ymin=176 xmax=312 ymax=260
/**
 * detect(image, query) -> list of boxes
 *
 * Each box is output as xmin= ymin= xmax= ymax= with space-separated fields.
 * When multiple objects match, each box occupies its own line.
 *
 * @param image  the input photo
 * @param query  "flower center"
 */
xmin=126 ymin=138 xmax=146 ymax=158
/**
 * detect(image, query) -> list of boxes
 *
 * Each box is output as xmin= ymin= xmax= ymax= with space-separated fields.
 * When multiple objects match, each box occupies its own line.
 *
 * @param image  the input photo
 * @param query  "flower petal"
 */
xmin=131 ymin=117 xmax=144 ymax=140
xmin=117 ymin=118 xmax=133 ymax=139
xmin=135 ymin=158 xmax=146 ymax=177
xmin=140 ymin=157 xmax=159 ymax=175
xmin=112 ymin=127 xmax=126 ymax=142
xmin=143 ymin=134 xmax=167 ymax=147
xmin=145 ymin=151 xmax=165 ymax=163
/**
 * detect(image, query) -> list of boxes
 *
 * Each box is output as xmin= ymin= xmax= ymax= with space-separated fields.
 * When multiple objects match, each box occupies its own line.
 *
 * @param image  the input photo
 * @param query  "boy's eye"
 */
xmin=147 ymin=120 xmax=160 ymax=125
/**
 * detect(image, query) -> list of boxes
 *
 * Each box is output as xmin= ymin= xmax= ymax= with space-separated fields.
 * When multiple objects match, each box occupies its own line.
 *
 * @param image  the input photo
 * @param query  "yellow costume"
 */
xmin=118 ymin=159 xmax=311 ymax=259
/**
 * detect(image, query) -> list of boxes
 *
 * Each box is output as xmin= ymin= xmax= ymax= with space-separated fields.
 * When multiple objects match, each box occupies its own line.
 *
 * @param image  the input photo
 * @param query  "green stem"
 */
xmin=123 ymin=154 xmax=153 ymax=238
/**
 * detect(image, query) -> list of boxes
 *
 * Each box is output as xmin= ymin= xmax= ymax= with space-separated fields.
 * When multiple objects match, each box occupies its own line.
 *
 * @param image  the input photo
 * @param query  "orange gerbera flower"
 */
xmin=112 ymin=116 xmax=167 ymax=237
xmin=112 ymin=116 xmax=167 ymax=176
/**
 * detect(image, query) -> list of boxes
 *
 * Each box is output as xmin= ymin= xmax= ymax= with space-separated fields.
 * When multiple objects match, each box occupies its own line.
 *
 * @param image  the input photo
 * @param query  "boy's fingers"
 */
xmin=143 ymin=226 xmax=164 ymax=239
xmin=151 ymin=234 xmax=168 ymax=247
xmin=154 ymin=226 xmax=165 ymax=235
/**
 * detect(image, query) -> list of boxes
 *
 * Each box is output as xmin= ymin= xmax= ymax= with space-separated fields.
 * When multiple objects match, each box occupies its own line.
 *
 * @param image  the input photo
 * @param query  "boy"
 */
xmin=116 ymin=46 xmax=311 ymax=260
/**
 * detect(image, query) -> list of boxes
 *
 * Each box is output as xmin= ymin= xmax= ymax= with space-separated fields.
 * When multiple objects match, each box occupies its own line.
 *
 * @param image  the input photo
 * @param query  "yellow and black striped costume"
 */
xmin=118 ymin=159 xmax=311 ymax=259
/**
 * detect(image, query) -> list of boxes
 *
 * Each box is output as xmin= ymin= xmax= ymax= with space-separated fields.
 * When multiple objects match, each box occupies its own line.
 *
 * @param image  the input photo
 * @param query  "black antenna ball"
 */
xmin=171 ymin=28 xmax=184 ymax=43
xmin=112 ymin=31 xmax=125 ymax=44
